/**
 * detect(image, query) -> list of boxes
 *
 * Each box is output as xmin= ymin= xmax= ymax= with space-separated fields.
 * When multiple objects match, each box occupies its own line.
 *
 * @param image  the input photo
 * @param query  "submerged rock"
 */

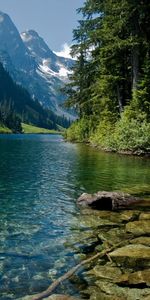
xmin=98 ymin=227 xmax=128 ymax=246
xmin=109 ymin=244 xmax=150 ymax=267
xmin=139 ymin=213 xmax=150 ymax=220
xmin=95 ymin=281 xmax=150 ymax=300
xmin=130 ymin=237 xmax=150 ymax=246
xmin=77 ymin=191 xmax=141 ymax=210
xmin=126 ymin=220 xmax=150 ymax=236
xmin=21 ymin=294 xmax=80 ymax=300
xmin=45 ymin=295 xmax=80 ymax=300
xmin=115 ymin=269 xmax=150 ymax=287
xmin=87 ymin=264 xmax=122 ymax=281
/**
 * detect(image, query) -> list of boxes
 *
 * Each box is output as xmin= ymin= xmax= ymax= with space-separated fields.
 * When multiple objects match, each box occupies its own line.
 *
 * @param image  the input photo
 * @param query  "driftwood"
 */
xmin=29 ymin=252 xmax=101 ymax=300
xmin=29 ymin=240 xmax=127 ymax=300
xmin=77 ymin=191 xmax=141 ymax=210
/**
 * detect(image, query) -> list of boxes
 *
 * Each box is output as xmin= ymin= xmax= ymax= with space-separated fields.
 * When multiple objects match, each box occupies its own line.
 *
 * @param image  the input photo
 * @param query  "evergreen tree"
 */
xmin=65 ymin=0 xmax=150 ymax=152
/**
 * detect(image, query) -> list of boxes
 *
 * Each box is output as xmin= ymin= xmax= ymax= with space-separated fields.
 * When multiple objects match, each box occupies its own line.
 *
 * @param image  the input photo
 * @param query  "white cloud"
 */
xmin=54 ymin=43 xmax=72 ymax=59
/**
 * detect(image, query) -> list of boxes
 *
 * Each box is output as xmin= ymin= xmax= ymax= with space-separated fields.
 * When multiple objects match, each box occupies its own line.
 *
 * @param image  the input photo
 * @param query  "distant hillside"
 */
xmin=0 ymin=62 xmax=70 ymax=133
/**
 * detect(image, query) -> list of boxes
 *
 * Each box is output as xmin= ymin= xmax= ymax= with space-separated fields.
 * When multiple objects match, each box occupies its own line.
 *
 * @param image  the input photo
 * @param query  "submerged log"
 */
xmin=77 ymin=191 xmax=141 ymax=211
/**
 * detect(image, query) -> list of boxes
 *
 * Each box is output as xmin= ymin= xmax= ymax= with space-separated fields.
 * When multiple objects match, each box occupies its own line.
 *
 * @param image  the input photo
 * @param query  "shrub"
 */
xmin=113 ymin=108 xmax=150 ymax=152
xmin=65 ymin=117 xmax=92 ymax=142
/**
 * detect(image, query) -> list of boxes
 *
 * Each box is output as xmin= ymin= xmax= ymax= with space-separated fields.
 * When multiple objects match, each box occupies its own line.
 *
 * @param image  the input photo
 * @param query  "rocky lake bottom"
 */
xmin=0 ymin=134 xmax=149 ymax=300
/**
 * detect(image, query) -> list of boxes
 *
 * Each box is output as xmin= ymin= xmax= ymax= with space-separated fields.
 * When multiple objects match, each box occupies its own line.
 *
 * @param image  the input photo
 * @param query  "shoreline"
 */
xmin=65 ymin=139 xmax=150 ymax=158
xmin=92 ymin=144 xmax=150 ymax=158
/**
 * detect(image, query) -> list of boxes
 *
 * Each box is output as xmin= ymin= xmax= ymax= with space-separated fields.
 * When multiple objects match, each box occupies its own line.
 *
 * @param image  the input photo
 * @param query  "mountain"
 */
xmin=20 ymin=29 xmax=74 ymax=115
xmin=0 ymin=62 xmax=70 ymax=132
xmin=0 ymin=11 xmax=74 ymax=119
xmin=0 ymin=11 xmax=36 ymax=71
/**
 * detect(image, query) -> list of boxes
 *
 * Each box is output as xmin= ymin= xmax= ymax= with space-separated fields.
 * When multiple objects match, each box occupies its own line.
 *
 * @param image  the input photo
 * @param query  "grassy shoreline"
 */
xmin=0 ymin=123 xmax=62 ymax=135
xmin=0 ymin=125 xmax=12 ymax=133
xmin=22 ymin=123 xmax=61 ymax=134
xmin=64 ymin=118 xmax=150 ymax=157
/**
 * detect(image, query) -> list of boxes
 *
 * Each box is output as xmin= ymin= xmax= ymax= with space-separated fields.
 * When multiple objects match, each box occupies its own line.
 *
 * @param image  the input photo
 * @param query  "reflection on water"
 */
xmin=0 ymin=134 xmax=149 ymax=299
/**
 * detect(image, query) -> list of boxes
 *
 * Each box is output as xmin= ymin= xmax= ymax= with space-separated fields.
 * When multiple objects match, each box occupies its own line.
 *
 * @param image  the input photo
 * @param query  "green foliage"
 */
xmin=0 ymin=124 xmax=12 ymax=133
xmin=64 ymin=0 xmax=150 ymax=153
xmin=113 ymin=109 xmax=150 ymax=152
xmin=90 ymin=120 xmax=115 ymax=150
xmin=0 ymin=101 xmax=22 ymax=133
xmin=65 ymin=117 xmax=94 ymax=142
xmin=0 ymin=62 xmax=71 ymax=132
xmin=22 ymin=123 xmax=60 ymax=134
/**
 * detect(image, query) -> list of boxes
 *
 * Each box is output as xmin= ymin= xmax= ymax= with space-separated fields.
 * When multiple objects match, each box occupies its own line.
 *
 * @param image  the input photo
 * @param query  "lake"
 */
xmin=0 ymin=134 xmax=149 ymax=299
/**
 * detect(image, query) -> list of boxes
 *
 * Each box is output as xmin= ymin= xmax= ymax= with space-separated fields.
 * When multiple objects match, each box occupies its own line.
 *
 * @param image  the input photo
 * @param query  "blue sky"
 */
xmin=0 ymin=0 xmax=84 ymax=55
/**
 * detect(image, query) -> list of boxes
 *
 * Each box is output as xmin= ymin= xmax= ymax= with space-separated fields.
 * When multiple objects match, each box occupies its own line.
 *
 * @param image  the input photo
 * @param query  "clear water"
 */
xmin=0 ymin=134 xmax=149 ymax=299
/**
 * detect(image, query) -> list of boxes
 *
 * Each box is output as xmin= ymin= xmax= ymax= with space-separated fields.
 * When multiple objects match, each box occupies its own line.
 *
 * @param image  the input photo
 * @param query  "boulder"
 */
xmin=87 ymin=265 xmax=122 ymax=281
xmin=126 ymin=220 xmax=150 ymax=236
xmin=44 ymin=295 xmax=80 ymax=300
xmin=95 ymin=281 xmax=150 ymax=300
xmin=109 ymin=244 xmax=150 ymax=267
xmin=115 ymin=269 xmax=150 ymax=287
xmin=139 ymin=213 xmax=150 ymax=220
xmin=21 ymin=295 xmax=80 ymax=300
xmin=98 ymin=228 xmax=127 ymax=246
xmin=77 ymin=191 xmax=141 ymax=210
xmin=130 ymin=237 xmax=150 ymax=246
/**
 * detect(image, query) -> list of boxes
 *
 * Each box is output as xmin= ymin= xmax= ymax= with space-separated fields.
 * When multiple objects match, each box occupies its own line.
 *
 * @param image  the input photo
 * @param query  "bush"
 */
xmin=113 ymin=108 xmax=150 ymax=152
xmin=65 ymin=107 xmax=150 ymax=153
xmin=65 ymin=117 xmax=93 ymax=142
xmin=90 ymin=119 xmax=115 ymax=150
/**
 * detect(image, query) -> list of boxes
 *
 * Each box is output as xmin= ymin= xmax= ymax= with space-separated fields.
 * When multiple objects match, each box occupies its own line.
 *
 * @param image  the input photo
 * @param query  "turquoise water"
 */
xmin=0 ymin=134 xmax=149 ymax=299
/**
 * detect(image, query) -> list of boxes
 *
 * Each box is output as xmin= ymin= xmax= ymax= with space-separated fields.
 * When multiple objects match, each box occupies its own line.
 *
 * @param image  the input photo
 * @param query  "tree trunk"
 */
xmin=132 ymin=9 xmax=140 ymax=91
xmin=117 ymin=84 xmax=123 ymax=114
xmin=132 ymin=45 xmax=139 ymax=90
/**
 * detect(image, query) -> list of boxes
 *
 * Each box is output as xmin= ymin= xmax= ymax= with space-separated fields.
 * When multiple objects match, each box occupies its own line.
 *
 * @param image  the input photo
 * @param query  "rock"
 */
xmin=119 ymin=210 xmax=139 ymax=222
xmin=95 ymin=281 xmax=150 ymax=300
xmin=87 ymin=265 xmax=122 ymax=281
xmin=83 ymin=286 xmax=125 ymax=300
xmin=109 ymin=244 xmax=150 ymax=268
xmin=98 ymin=227 xmax=129 ymax=247
xmin=77 ymin=191 xmax=141 ymax=211
xmin=78 ymin=214 xmax=119 ymax=228
xmin=126 ymin=220 xmax=150 ymax=236
xmin=21 ymin=295 xmax=80 ymax=300
xmin=130 ymin=237 xmax=150 ymax=246
xmin=139 ymin=213 xmax=150 ymax=220
xmin=115 ymin=269 xmax=150 ymax=287
xmin=44 ymin=295 xmax=80 ymax=300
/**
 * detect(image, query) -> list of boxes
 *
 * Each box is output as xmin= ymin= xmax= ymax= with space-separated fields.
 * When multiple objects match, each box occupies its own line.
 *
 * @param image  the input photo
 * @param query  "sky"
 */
xmin=0 ymin=0 xmax=84 ymax=57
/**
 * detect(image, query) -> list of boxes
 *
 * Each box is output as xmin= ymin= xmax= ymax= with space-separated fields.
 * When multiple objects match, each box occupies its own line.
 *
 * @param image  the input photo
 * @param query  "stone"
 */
xmin=115 ymin=269 xmax=150 ymax=287
xmin=139 ymin=213 xmax=150 ymax=220
xmin=83 ymin=286 xmax=125 ymax=300
xmin=119 ymin=210 xmax=139 ymax=222
xmin=109 ymin=244 xmax=150 ymax=268
xmin=77 ymin=191 xmax=141 ymax=210
xmin=21 ymin=294 xmax=80 ymax=300
xmin=87 ymin=265 xmax=122 ymax=281
xmin=98 ymin=227 xmax=129 ymax=247
xmin=44 ymin=295 xmax=80 ymax=300
xmin=126 ymin=220 xmax=150 ymax=236
xmin=95 ymin=281 xmax=150 ymax=300
xmin=130 ymin=237 xmax=150 ymax=246
xmin=78 ymin=214 xmax=119 ymax=228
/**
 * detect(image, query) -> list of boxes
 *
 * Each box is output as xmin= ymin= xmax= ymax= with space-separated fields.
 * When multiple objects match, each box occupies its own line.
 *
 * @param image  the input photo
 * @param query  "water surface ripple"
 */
xmin=0 ymin=134 xmax=149 ymax=299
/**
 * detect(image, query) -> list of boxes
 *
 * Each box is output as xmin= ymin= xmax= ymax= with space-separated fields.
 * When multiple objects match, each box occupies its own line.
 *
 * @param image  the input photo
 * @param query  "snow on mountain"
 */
xmin=0 ymin=11 xmax=75 ymax=119
xmin=21 ymin=29 xmax=72 ymax=82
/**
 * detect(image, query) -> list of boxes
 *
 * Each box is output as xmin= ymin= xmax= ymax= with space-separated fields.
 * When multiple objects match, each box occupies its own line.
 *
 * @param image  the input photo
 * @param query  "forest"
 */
xmin=65 ymin=0 xmax=150 ymax=154
xmin=0 ymin=62 xmax=71 ymax=133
